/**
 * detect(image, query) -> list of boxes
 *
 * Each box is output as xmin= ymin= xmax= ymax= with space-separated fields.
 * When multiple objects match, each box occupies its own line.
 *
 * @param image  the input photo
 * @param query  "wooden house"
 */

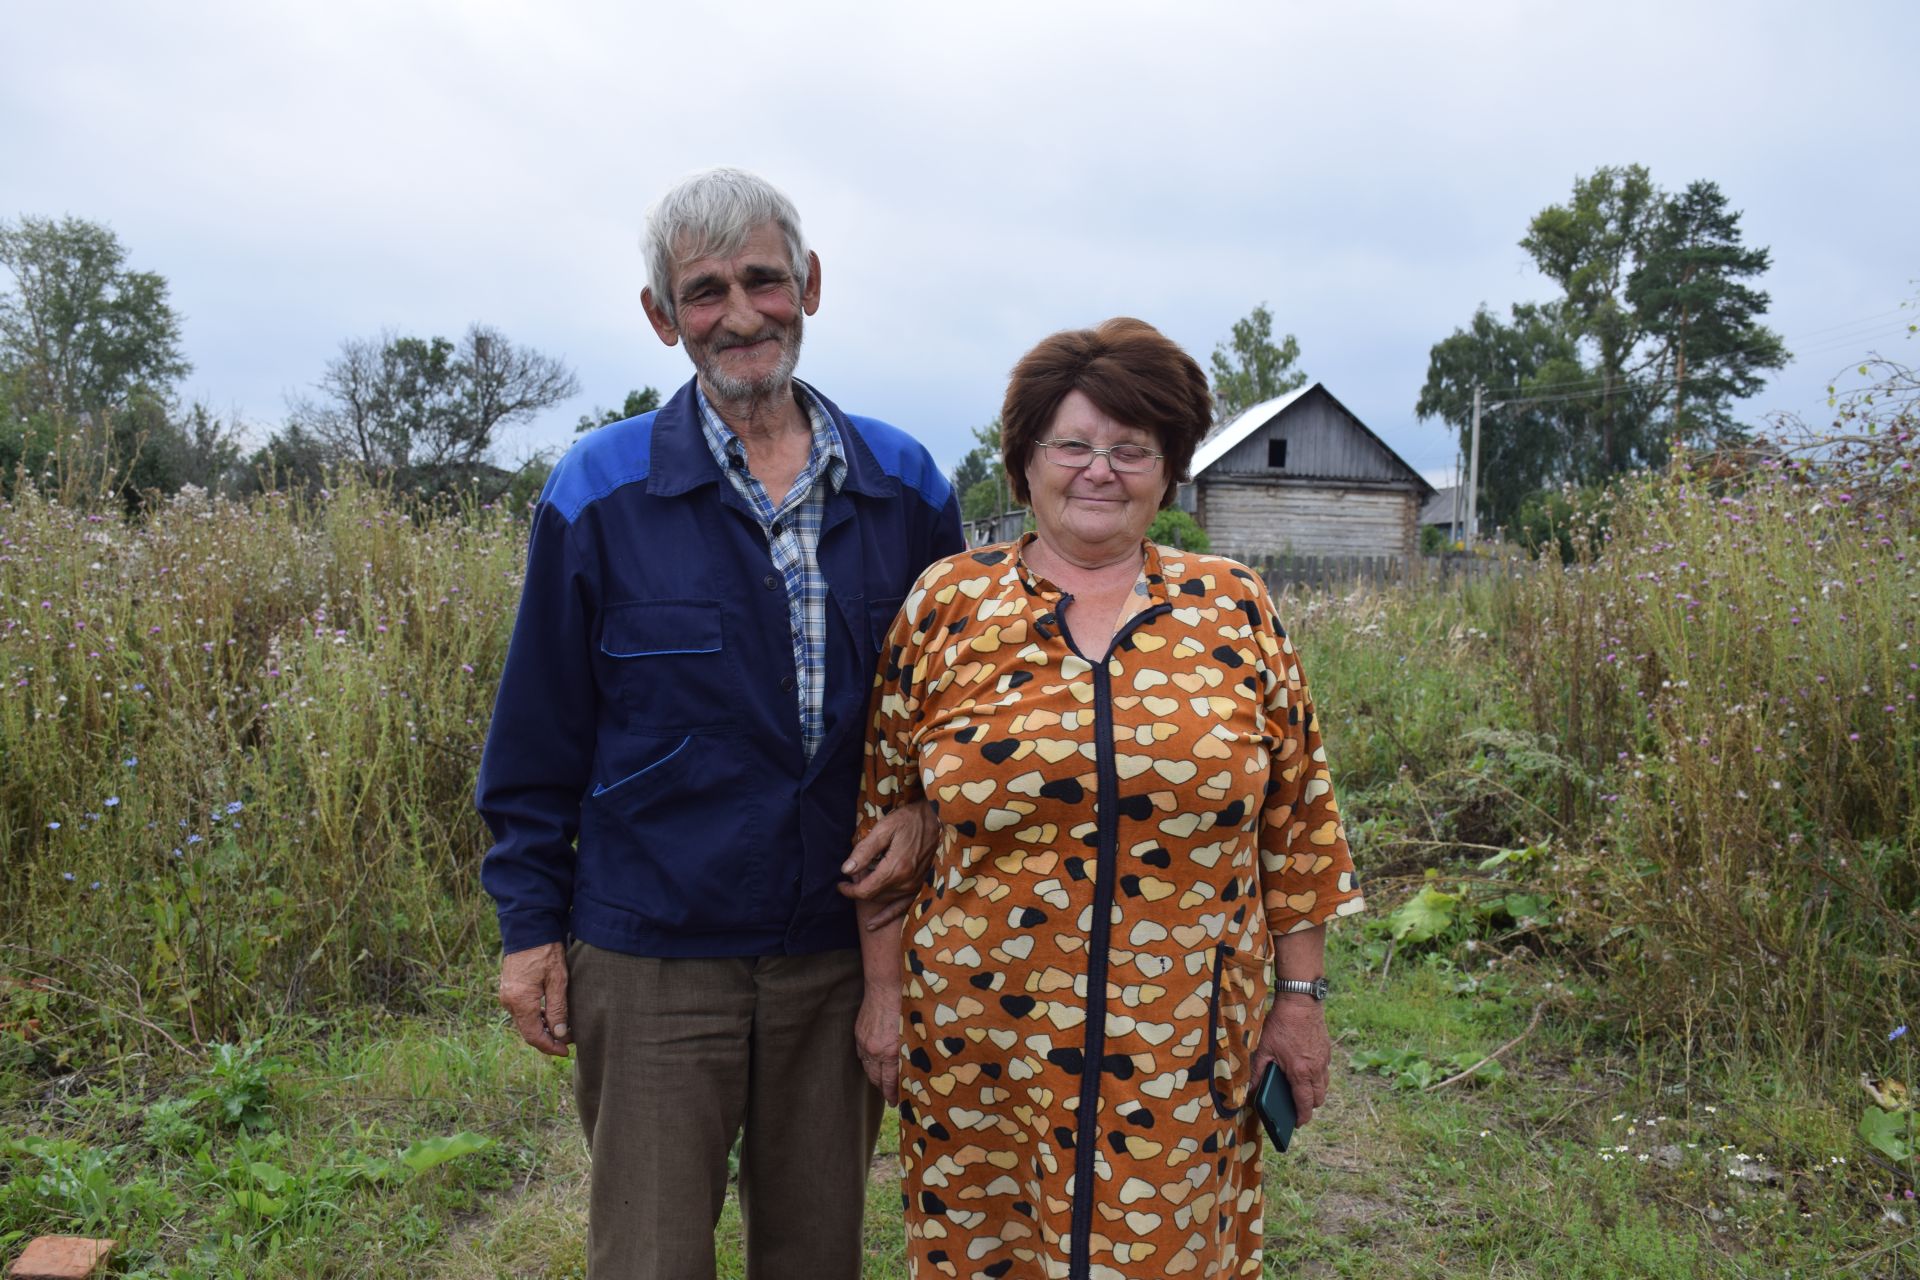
xmin=1182 ymin=382 xmax=1435 ymax=563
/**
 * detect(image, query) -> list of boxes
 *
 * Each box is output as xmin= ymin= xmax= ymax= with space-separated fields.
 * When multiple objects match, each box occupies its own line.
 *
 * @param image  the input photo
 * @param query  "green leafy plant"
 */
xmin=196 ymin=1040 xmax=285 ymax=1131
xmin=1858 ymin=1105 xmax=1913 ymax=1161
xmin=1350 ymin=1046 xmax=1506 ymax=1091
xmin=1388 ymin=884 xmax=1461 ymax=944
xmin=140 ymin=1095 xmax=205 ymax=1156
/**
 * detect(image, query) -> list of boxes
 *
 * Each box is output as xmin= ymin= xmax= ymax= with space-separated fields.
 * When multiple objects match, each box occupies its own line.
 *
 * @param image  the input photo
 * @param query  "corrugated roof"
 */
xmin=1419 ymin=485 xmax=1463 ymax=526
xmin=1189 ymin=381 xmax=1435 ymax=499
xmin=1189 ymin=382 xmax=1318 ymax=476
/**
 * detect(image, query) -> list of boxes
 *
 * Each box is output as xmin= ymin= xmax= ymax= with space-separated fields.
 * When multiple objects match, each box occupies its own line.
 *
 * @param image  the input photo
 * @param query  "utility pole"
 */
xmin=1467 ymin=384 xmax=1482 ymax=551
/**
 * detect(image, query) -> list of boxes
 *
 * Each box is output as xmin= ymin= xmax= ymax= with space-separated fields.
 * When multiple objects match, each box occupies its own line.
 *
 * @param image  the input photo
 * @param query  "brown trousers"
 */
xmin=568 ymin=943 xmax=884 ymax=1280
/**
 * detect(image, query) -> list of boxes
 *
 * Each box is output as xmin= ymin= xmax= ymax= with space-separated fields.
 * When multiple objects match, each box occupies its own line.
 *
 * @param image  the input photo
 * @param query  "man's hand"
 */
xmin=855 ymin=982 xmax=902 ymax=1104
xmin=1250 ymin=996 xmax=1332 ymax=1126
xmin=499 ymin=942 xmax=571 ymax=1057
xmin=838 ymin=801 xmax=938 ymax=929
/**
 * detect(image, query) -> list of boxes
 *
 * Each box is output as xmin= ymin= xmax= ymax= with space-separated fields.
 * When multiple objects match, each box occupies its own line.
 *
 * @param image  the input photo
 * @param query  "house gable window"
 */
xmin=1268 ymin=438 xmax=1288 ymax=468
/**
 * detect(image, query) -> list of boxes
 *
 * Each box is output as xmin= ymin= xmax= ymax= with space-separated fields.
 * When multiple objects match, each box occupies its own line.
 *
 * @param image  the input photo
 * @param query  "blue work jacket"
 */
xmin=476 ymin=378 xmax=963 ymax=957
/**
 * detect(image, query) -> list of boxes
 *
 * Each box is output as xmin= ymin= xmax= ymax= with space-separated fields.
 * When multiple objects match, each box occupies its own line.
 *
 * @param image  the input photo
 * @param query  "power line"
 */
xmin=1477 ymin=326 xmax=1913 ymax=413
xmin=1463 ymin=311 xmax=1914 ymax=403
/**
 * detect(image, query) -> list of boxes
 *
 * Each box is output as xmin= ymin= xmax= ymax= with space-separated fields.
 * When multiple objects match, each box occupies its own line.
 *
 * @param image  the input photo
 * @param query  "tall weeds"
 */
xmin=1512 ymin=364 xmax=1920 ymax=1074
xmin=0 ymin=480 xmax=523 ymax=1054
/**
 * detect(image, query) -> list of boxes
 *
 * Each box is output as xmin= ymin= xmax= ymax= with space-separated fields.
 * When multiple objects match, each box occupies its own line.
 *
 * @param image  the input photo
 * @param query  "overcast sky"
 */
xmin=4 ymin=0 xmax=1915 ymax=485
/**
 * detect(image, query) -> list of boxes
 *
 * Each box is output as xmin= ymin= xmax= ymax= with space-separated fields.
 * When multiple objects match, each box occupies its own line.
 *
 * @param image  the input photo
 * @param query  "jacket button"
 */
xmin=780 ymin=676 xmax=796 ymax=692
xmin=763 ymin=574 xmax=777 ymax=590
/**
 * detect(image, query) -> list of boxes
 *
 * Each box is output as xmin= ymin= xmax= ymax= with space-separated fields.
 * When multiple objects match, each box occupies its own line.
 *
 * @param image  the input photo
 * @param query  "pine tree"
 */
xmin=1628 ymin=180 xmax=1788 ymax=448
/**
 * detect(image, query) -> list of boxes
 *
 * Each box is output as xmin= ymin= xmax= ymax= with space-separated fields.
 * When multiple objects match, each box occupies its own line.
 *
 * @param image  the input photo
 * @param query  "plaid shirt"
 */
xmin=697 ymin=386 xmax=847 ymax=760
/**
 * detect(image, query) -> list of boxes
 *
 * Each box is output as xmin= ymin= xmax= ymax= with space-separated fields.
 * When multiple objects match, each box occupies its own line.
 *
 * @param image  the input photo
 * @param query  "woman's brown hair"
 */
xmin=999 ymin=317 xmax=1213 ymax=509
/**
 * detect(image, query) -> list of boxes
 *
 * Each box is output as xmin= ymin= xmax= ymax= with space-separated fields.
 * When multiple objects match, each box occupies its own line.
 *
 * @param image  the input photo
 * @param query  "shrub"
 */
xmin=1147 ymin=507 xmax=1209 ymax=553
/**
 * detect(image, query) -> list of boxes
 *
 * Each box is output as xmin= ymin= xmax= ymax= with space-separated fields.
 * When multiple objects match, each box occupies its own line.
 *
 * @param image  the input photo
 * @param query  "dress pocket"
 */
xmin=1206 ymin=942 xmax=1267 ymax=1118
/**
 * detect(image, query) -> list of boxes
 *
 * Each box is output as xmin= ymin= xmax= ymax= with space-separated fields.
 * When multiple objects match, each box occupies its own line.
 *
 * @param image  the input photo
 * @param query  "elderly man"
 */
xmin=477 ymin=167 xmax=962 ymax=1279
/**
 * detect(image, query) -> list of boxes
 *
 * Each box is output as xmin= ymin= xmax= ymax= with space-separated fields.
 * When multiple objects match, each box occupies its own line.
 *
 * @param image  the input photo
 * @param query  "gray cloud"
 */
xmin=4 ymin=0 xmax=1913 ymax=480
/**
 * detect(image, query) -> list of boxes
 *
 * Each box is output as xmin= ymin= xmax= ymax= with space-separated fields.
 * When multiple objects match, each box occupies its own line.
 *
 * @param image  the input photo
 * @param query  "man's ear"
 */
xmin=641 ymin=287 xmax=681 ymax=347
xmin=801 ymin=251 xmax=822 ymax=317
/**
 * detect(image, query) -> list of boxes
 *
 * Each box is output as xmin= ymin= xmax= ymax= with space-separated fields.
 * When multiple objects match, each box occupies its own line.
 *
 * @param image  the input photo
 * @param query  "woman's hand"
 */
xmin=1249 ymin=995 xmax=1332 ymax=1125
xmin=855 ymin=981 xmax=903 ymax=1104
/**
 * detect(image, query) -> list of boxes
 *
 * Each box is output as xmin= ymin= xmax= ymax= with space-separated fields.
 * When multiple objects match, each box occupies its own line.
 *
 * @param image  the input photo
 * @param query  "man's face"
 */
xmin=643 ymin=222 xmax=821 ymax=403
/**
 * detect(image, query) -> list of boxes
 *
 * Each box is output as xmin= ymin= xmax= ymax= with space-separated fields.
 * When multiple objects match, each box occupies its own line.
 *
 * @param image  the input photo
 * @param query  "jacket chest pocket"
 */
xmin=597 ymin=599 xmax=739 ymax=733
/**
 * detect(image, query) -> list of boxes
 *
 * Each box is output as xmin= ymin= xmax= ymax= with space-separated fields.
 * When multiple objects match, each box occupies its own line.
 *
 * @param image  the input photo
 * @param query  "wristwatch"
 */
xmin=1275 ymin=976 xmax=1330 ymax=1001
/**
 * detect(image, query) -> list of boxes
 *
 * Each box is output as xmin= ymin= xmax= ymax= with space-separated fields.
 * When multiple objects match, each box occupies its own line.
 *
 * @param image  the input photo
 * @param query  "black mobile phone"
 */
xmin=1255 ymin=1062 xmax=1298 ymax=1152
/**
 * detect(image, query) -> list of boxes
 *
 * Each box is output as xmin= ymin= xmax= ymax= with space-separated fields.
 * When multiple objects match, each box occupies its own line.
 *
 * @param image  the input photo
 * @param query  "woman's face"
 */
xmin=1023 ymin=390 xmax=1166 ymax=563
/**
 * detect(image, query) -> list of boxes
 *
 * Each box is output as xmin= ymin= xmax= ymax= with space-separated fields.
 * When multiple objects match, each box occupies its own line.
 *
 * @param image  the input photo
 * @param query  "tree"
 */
xmin=1520 ymin=166 xmax=1659 ymax=472
xmin=1627 ymin=180 xmax=1787 ymax=449
xmin=576 ymin=387 xmax=661 ymax=433
xmin=1421 ymin=167 xmax=1787 ymax=530
xmin=290 ymin=324 xmax=578 ymax=478
xmin=950 ymin=419 xmax=1012 ymax=522
xmin=0 ymin=215 xmax=189 ymax=420
xmin=1209 ymin=304 xmax=1306 ymax=425
xmin=1416 ymin=302 xmax=1586 ymax=527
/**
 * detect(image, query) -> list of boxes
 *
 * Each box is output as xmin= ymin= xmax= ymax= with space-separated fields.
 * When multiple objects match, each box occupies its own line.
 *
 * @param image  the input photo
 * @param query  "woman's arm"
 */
xmin=1251 ymin=925 xmax=1331 ymax=1124
xmin=1249 ymin=578 xmax=1364 ymax=1128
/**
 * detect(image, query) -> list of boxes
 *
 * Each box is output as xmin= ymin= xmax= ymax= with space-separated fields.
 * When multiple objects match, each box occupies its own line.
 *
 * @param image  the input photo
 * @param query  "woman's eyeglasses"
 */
xmin=1034 ymin=439 xmax=1164 ymax=473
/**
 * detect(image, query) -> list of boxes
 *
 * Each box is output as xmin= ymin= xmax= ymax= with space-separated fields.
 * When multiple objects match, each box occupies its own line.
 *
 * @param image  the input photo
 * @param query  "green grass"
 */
xmin=7 ymin=387 xmax=1920 ymax=1273
xmin=5 ymin=942 xmax=1911 ymax=1277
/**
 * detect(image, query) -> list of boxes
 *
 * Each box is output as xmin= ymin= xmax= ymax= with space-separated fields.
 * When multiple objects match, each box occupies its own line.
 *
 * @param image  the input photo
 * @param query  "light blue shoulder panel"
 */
xmin=541 ymin=412 xmax=658 ymax=523
xmin=847 ymin=415 xmax=954 ymax=510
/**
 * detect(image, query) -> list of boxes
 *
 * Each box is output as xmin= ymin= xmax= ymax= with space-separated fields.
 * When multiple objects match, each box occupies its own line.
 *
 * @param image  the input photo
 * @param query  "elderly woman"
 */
xmin=853 ymin=317 xmax=1364 ymax=1278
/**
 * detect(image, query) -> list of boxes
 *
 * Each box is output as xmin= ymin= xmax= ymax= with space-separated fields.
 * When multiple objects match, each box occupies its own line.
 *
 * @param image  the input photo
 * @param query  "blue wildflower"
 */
xmin=186 ymin=834 xmax=202 ymax=845
xmin=89 ymin=881 xmax=101 ymax=891
xmin=105 ymin=796 xmax=119 ymax=808
xmin=47 ymin=821 xmax=60 ymax=831
xmin=62 ymin=871 xmax=75 ymax=882
xmin=1894 ymin=1025 xmax=1910 ymax=1042
xmin=171 ymin=848 xmax=183 ymax=859
xmin=123 ymin=756 xmax=138 ymax=768
xmin=225 ymin=801 xmax=243 ymax=815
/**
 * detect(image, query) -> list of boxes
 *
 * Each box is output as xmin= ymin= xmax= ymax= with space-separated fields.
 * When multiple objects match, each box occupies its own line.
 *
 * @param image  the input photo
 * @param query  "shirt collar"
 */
xmin=695 ymin=383 xmax=847 ymax=494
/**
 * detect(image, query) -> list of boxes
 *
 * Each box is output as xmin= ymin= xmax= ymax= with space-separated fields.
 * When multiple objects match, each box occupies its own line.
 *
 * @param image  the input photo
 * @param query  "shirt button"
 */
xmin=781 ymin=676 xmax=796 ymax=692
xmin=763 ymin=574 xmax=777 ymax=590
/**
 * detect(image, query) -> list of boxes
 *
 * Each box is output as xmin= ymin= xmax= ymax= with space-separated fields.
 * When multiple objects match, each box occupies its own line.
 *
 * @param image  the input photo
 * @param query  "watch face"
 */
xmin=1311 ymin=977 xmax=1330 ymax=1000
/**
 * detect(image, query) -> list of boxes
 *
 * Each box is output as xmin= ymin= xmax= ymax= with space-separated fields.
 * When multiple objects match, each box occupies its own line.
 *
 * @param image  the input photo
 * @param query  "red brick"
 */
xmin=8 ymin=1236 xmax=115 ymax=1280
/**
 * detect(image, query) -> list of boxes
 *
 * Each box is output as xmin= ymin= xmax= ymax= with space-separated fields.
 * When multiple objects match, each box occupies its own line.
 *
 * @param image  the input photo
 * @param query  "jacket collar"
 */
xmin=646 ymin=376 xmax=900 ymax=501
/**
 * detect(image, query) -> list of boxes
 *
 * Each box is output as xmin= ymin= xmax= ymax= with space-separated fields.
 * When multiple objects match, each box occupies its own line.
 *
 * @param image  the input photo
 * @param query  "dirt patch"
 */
xmin=1314 ymin=1188 xmax=1404 ymax=1237
xmin=1304 ymin=1142 xmax=1374 ymax=1173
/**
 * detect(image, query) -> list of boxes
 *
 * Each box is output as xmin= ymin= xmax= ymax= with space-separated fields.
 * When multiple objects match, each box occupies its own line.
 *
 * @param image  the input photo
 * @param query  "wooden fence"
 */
xmin=1249 ymin=551 xmax=1512 ymax=592
xmin=962 ymin=512 xmax=1516 ymax=590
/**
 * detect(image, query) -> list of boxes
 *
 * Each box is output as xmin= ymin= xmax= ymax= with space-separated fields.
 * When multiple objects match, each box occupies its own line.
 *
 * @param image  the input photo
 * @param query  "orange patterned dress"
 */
xmin=858 ymin=535 xmax=1364 ymax=1279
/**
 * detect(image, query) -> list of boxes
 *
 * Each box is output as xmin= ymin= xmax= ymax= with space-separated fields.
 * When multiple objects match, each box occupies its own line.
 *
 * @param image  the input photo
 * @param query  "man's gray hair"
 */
xmin=644 ymin=168 xmax=810 ymax=325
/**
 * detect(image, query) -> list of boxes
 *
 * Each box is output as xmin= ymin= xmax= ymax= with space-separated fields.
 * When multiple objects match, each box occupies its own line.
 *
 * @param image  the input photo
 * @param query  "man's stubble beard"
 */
xmin=694 ymin=318 xmax=806 ymax=408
